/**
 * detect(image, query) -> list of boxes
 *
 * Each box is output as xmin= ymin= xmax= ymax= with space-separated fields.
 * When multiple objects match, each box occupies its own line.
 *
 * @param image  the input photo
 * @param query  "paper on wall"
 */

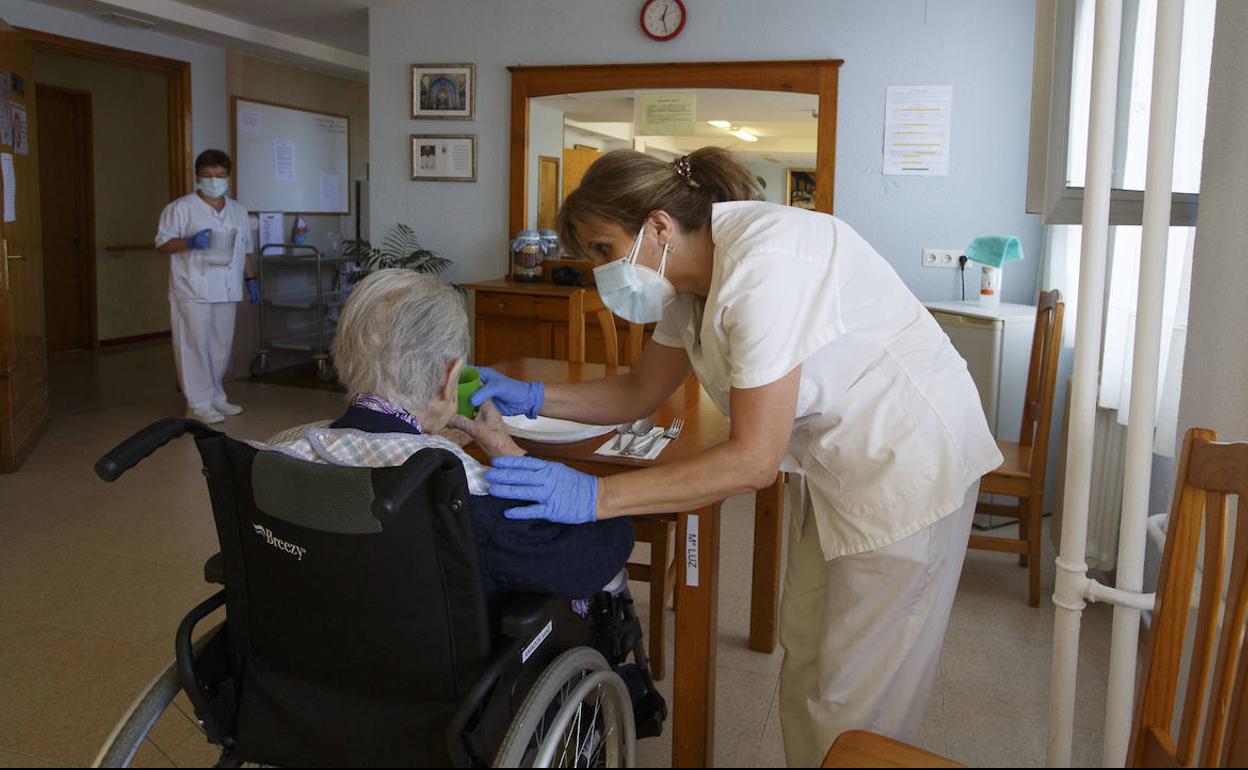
xmin=636 ymin=91 xmax=697 ymax=136
xmin=884 ymin=85 xmax=953 ymax=176
xmin=12 ymin=104 xmax=28 ymax=155
xmin=258 ymin=212 xmax=284 ymax=254
xmin=238 ymin=108 xmax=261 ymax=134
xmin=0 ymin=74 xmax=12 ymax=148
xmin=273 ymin=139 xmax=295 ymax=182
xmin=318 ymin=173 xmax=340 ymax=212
xmin=2 ymin=152 xmax=15 ymax=222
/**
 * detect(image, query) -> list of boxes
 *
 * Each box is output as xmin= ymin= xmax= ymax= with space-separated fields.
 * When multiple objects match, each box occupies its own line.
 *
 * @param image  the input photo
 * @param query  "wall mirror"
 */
xmin=508 ymin=60 xmax=842 ymax=270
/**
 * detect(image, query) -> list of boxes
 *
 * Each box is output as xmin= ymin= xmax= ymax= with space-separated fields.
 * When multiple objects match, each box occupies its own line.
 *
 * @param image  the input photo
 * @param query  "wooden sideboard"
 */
xmin=461 ymin=278 xmax=650 ymax=366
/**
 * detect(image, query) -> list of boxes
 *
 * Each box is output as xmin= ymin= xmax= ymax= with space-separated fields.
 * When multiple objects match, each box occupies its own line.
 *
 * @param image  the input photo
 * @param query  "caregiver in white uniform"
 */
xmin=155 ymin=149 xmax=259 ymax=424
xmin=478 ymin=147 xmax=1003 ymax=766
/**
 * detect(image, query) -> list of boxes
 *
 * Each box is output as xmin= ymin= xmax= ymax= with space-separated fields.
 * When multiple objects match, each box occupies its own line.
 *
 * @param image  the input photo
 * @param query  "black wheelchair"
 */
xmin=90 ymin=418 xmax=666 ymax=767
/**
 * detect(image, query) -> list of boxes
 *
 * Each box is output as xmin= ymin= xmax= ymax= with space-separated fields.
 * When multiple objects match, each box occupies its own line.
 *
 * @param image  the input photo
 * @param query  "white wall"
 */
xmin=744 ymin=160 xmax=797 ymax=206
xmin=4 ymin=0 xmax=228 ymax=166
xmin=369 ymin=0 xmax=1042 ymax=302
xmin=1177 ymin=0 xmax=1248 ymax=443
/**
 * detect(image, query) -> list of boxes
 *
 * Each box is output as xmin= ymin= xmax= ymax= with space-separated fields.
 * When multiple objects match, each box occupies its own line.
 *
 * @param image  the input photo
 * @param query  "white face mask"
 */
xmin=198 ymin=177 xmax=229 ymax=198
xmin=593 ymin=224 xmax=677 ymax=325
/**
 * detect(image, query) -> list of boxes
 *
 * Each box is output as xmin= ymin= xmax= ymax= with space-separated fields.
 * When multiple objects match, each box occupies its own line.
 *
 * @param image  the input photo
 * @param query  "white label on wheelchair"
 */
xmin=522 ymin=620 xmax=553 ymax=664
xmin=685 ymin=514 xmax=699 ymax=587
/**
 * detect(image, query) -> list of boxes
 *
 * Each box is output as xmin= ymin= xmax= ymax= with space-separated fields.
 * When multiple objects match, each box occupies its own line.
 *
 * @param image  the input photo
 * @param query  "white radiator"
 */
xmin=1052 ymin=378 xmax=1127 ymax=573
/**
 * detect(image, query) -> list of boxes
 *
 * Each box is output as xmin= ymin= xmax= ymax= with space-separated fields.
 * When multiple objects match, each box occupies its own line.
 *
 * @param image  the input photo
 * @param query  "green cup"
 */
xmin=457 ymin=365 xmax=482 ymax=419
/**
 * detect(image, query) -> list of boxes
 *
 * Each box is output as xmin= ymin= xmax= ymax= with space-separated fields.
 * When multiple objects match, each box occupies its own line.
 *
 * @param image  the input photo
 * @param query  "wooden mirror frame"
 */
xmin=508 ymin=59 xmax=843 ymax=250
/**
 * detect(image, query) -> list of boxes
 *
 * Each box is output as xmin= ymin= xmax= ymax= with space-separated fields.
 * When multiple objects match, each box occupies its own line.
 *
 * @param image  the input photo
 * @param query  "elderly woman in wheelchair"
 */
xmin=92 ymin=269 xmax=665 ymax=768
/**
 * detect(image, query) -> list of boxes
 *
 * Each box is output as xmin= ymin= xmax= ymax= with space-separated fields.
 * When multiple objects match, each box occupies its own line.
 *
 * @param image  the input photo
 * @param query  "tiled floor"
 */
xmin=0 ymin=341 xmax=1114 ymax=767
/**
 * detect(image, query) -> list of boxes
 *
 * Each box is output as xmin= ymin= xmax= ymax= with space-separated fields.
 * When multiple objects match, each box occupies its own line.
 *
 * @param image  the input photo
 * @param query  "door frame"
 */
xmin=537 ymin=154 xmax=560 ymax=231
xmin=35 ymin=83 xmax=97 ymax=349
xmin=18 ymin=27 xmax=193 ymax=201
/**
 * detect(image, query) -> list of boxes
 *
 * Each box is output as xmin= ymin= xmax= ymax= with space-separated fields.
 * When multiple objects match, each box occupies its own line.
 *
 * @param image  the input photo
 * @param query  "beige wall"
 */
xmin=35 ymin=51 xmax=171 ymax=342
xmin=225 ymin=53 xmax=369 ymax=378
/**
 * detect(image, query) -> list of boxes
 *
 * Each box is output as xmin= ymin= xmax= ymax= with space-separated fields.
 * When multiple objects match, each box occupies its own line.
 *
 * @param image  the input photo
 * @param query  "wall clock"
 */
xmin=641 ymin=0 xmax=686 ymax=42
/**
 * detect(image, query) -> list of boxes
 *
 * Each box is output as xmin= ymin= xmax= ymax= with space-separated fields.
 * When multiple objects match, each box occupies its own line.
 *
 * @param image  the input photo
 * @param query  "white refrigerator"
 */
xmin=925 ymin=300 xmax=1037 ymax=527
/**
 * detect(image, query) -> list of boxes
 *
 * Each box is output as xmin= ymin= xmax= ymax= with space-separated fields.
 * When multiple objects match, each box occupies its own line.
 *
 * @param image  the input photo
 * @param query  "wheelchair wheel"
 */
xmin=493 ymin=647 xmax=636 ymax=768
xmin=92 ymin=658 xmax=188 ymax=767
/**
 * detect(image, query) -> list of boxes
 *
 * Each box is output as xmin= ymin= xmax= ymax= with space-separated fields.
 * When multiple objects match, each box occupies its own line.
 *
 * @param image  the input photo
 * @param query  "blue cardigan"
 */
xmin=331 ymin=407 xmax=633 ymax=598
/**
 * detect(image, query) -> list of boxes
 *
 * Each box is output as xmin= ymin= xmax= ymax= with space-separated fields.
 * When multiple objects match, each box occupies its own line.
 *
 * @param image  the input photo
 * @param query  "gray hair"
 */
xmin=332 ymin=269 xmax=469 ymax=415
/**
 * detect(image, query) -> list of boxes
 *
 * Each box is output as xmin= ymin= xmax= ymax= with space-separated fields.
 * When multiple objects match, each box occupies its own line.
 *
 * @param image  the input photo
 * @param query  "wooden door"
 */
xmin=537 ymin=155 xmax=559 ymax=231
xmin=36 ymin=85 xmax=93 ymax=352
xmin=0 ymin=19 xmax=50 ymax=472
xmin=562 ymin=147 xmax=601 ymax=201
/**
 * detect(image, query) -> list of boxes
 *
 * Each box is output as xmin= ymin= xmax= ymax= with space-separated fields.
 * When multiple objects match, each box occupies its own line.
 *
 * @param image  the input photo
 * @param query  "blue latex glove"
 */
xmin=246 ymin=278 xmax=260 ymax=305
xmin=486 ymin=455 xmax=598 ymax=524
xmin=187 ymin=229 xmax=211 ymax=250
xmin=470 ymin=366 xmax=544 ymax=419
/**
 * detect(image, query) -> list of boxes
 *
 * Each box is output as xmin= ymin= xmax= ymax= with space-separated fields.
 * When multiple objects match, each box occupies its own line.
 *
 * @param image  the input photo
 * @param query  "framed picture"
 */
xmin=411 ymin=63 xmax=475 ymax=120
xmin=411 ymin=134 xmax=477 ymax=182
xmin=786 ymin=168 xmax=817 ymax=210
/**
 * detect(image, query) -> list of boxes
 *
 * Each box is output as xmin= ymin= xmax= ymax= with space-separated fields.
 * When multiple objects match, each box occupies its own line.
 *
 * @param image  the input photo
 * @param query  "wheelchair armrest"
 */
xmin=500 ymin=594 xmax=566 ymax=640
xmin=203 ymin=552 xmax=225 ymax=585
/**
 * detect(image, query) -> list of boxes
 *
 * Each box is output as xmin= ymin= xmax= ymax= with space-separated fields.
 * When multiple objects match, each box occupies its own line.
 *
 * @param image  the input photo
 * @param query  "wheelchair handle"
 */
xmin=95 ymin=418 xmax=222 ymax=482
xmin=370 ymin=450 xmax=466 ymax=523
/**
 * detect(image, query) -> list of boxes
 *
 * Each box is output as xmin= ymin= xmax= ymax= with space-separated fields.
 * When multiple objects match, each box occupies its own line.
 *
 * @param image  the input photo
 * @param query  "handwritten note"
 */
xmin=684 ymin=514 xmax=700 ymax=587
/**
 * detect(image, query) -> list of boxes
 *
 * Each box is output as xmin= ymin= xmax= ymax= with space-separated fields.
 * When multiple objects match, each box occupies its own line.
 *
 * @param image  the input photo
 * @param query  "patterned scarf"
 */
xmin=351 ymin=394 xmax=424 ymax=433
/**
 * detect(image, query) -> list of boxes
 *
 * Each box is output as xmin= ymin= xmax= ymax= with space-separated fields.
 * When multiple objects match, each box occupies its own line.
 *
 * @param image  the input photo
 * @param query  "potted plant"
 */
xmin=342 ymin=223 xmax=451 ymax=288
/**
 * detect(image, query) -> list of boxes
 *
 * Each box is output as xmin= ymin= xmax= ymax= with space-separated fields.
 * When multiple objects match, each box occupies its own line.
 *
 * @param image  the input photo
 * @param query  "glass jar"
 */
xmin=510 ymin=230 xmax=547 ymax=282
xmin=538 ymin=229 xmax=560 ymax=261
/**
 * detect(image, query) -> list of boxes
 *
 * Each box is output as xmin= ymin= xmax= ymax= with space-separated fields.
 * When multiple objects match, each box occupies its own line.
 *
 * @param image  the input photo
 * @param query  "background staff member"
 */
xmin=155 ymin=149 xmax=259 ymax=424
xmin=474 ymin=147 xmax=1003 ymax=766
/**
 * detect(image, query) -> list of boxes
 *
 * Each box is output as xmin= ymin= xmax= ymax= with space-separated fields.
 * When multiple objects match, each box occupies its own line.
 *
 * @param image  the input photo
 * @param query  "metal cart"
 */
xmin=251 ymin=243 xmax=352 ymax=381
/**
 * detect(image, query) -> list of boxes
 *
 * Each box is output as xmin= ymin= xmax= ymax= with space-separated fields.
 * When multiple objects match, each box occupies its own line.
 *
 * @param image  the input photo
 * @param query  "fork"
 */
xmin=629 ymin=418 xmax=684 ymax=457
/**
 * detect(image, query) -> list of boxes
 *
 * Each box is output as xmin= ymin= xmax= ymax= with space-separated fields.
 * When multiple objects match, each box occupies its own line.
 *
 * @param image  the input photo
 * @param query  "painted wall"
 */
xmin=3 ymin=0 xmax=228 ymax=160
xmin=34 ymin=51 xmax=171 ymax=342
xmin=369 ymin=0 xmax=1042 ymax=302
xmin=1177 ymin=0 xmax=1248 ymax=445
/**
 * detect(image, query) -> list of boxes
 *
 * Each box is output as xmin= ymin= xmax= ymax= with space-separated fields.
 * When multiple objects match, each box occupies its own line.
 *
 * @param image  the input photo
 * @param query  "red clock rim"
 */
xmin=640 ymin=0 xmax=686 ymax=41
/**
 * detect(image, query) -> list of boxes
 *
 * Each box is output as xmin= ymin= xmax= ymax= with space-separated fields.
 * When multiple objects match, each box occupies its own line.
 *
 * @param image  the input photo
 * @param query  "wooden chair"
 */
xmin=969 ymin=289 xmax=1065 ymax=606
xmin=822 ymin=427 xmax=1248 ymax=768
xmin=567 ymin=289 xmax=676 ymax=679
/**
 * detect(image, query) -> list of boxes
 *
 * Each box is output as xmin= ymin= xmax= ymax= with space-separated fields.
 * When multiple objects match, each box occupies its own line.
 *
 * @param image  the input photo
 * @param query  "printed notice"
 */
xmin=636 ymin=91 xmax=697 ymax=136
xmin=318 ymin=173 xmax=340 ymax=211
xmin=11 ymin=104 xmax=27 ymax=155
xmin=2 ymin=152 xmax=15 ymax=222
xmin=684 ymin=514 xmax=700 ymax=587
xmin=884 ymin=85 xmax=952 ymax=176
xmin=258 ymin=212 xmax=284 ymax=253
xmin=238 ymin=108 xmax=261 ymax=134
xmin=273 ymin=139 xmax=296 ymax=182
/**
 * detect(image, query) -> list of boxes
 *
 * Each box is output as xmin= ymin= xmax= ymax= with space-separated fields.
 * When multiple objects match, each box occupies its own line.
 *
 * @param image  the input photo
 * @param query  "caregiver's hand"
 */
xmin=447 ymin=400 xmax=525 ymax=459
xmin=470 ymin=366 xmax=544 ymax=419
xmin=486 ymin=456 xmax=598 ymax=524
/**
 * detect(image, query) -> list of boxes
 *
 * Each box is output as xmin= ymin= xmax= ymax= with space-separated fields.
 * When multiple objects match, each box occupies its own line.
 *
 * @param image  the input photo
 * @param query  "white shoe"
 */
xmin=188 ymin=406 xmax=225 ymax=424
xmin=212 ymin=400 xmax=243 ymax=416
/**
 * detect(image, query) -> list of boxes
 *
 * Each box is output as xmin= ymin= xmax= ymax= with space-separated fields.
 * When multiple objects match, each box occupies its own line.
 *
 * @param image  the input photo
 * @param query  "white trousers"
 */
xmin=777 ymin=480 xmax=979 ymax=767
xmin=170 ymin=299 xmax=236 ymax=410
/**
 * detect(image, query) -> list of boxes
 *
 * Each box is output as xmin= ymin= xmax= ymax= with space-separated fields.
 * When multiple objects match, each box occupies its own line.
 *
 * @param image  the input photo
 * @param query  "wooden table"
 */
xmin=486 ymin=358 xmax=779 ymax=767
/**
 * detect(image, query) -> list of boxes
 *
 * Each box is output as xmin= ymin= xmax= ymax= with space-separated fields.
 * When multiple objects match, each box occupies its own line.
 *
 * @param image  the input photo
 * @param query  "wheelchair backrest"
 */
xmin=193 ymin=433 xmax=491 ymax=767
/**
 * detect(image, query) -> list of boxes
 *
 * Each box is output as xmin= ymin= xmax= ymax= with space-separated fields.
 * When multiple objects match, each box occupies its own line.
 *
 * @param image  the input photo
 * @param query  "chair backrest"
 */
xmin=1130 ymin=427 xmax=1248 ymax=768
xmin=567 ymin=288 xmax=642 ymax=367
xmin=1018 ymin=290 xmax=1065 ymax=481
xmin=193 ymin=434 xmax=491 ymax=767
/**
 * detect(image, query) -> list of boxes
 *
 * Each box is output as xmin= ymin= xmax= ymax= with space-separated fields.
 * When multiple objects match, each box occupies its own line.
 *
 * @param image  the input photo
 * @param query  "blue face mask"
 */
xmin=593 ymin=224 xmax=676 ymax=325
xmin=198 ymin=177 xmax=229 ymax=198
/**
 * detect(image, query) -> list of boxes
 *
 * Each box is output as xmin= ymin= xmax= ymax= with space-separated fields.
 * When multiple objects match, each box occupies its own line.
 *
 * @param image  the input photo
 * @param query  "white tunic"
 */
xmin=155 ymin=193 xmax=252 ymax=303
xmin=652 ymin=201 xmax=1003 ymax=559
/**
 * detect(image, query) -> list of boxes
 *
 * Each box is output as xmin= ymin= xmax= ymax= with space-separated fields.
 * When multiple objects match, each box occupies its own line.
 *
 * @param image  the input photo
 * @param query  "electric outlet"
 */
xmin=922 ymin=249 xmax=962 ymax=268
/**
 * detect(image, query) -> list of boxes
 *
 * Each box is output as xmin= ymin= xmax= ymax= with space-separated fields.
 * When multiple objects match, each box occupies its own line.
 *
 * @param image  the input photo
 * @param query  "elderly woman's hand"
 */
xmin=448 ymin=400 xmax=526 ymax=458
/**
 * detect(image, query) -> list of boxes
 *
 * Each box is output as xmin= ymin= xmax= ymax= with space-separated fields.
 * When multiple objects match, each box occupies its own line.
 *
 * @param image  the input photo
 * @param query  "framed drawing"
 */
xmin=786 ymin=168 xmax=816 ymax=209
xmin=411 ymin=134 xmax=477 ymax=182
xmin=411 ymin=63 xmax=475 ymax=120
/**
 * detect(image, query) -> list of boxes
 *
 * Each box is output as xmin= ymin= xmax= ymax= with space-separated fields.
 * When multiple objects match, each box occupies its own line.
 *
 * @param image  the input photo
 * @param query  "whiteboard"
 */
xmin=231 ymin=97 xmax=350 ymax=214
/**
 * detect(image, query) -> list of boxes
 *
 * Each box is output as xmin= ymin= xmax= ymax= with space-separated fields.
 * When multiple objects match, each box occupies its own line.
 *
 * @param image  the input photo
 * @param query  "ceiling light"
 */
xmin=101 ymin=11 xmax=156 ymax=29
xmin=707 ymin=120 xmax=732 ymax=129
xmin=730 ymin=126 xmax=758 ymax=142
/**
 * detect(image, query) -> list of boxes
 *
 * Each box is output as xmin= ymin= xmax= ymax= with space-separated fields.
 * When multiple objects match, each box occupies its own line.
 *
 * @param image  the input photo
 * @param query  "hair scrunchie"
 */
xmin=673 ymin=155 xmax=699 ymax=188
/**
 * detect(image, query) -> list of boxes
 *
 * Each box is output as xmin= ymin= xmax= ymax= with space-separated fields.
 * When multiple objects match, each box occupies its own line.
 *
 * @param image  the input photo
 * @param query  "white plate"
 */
xmin=501 ymin=414 xmax=615 ymax=443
